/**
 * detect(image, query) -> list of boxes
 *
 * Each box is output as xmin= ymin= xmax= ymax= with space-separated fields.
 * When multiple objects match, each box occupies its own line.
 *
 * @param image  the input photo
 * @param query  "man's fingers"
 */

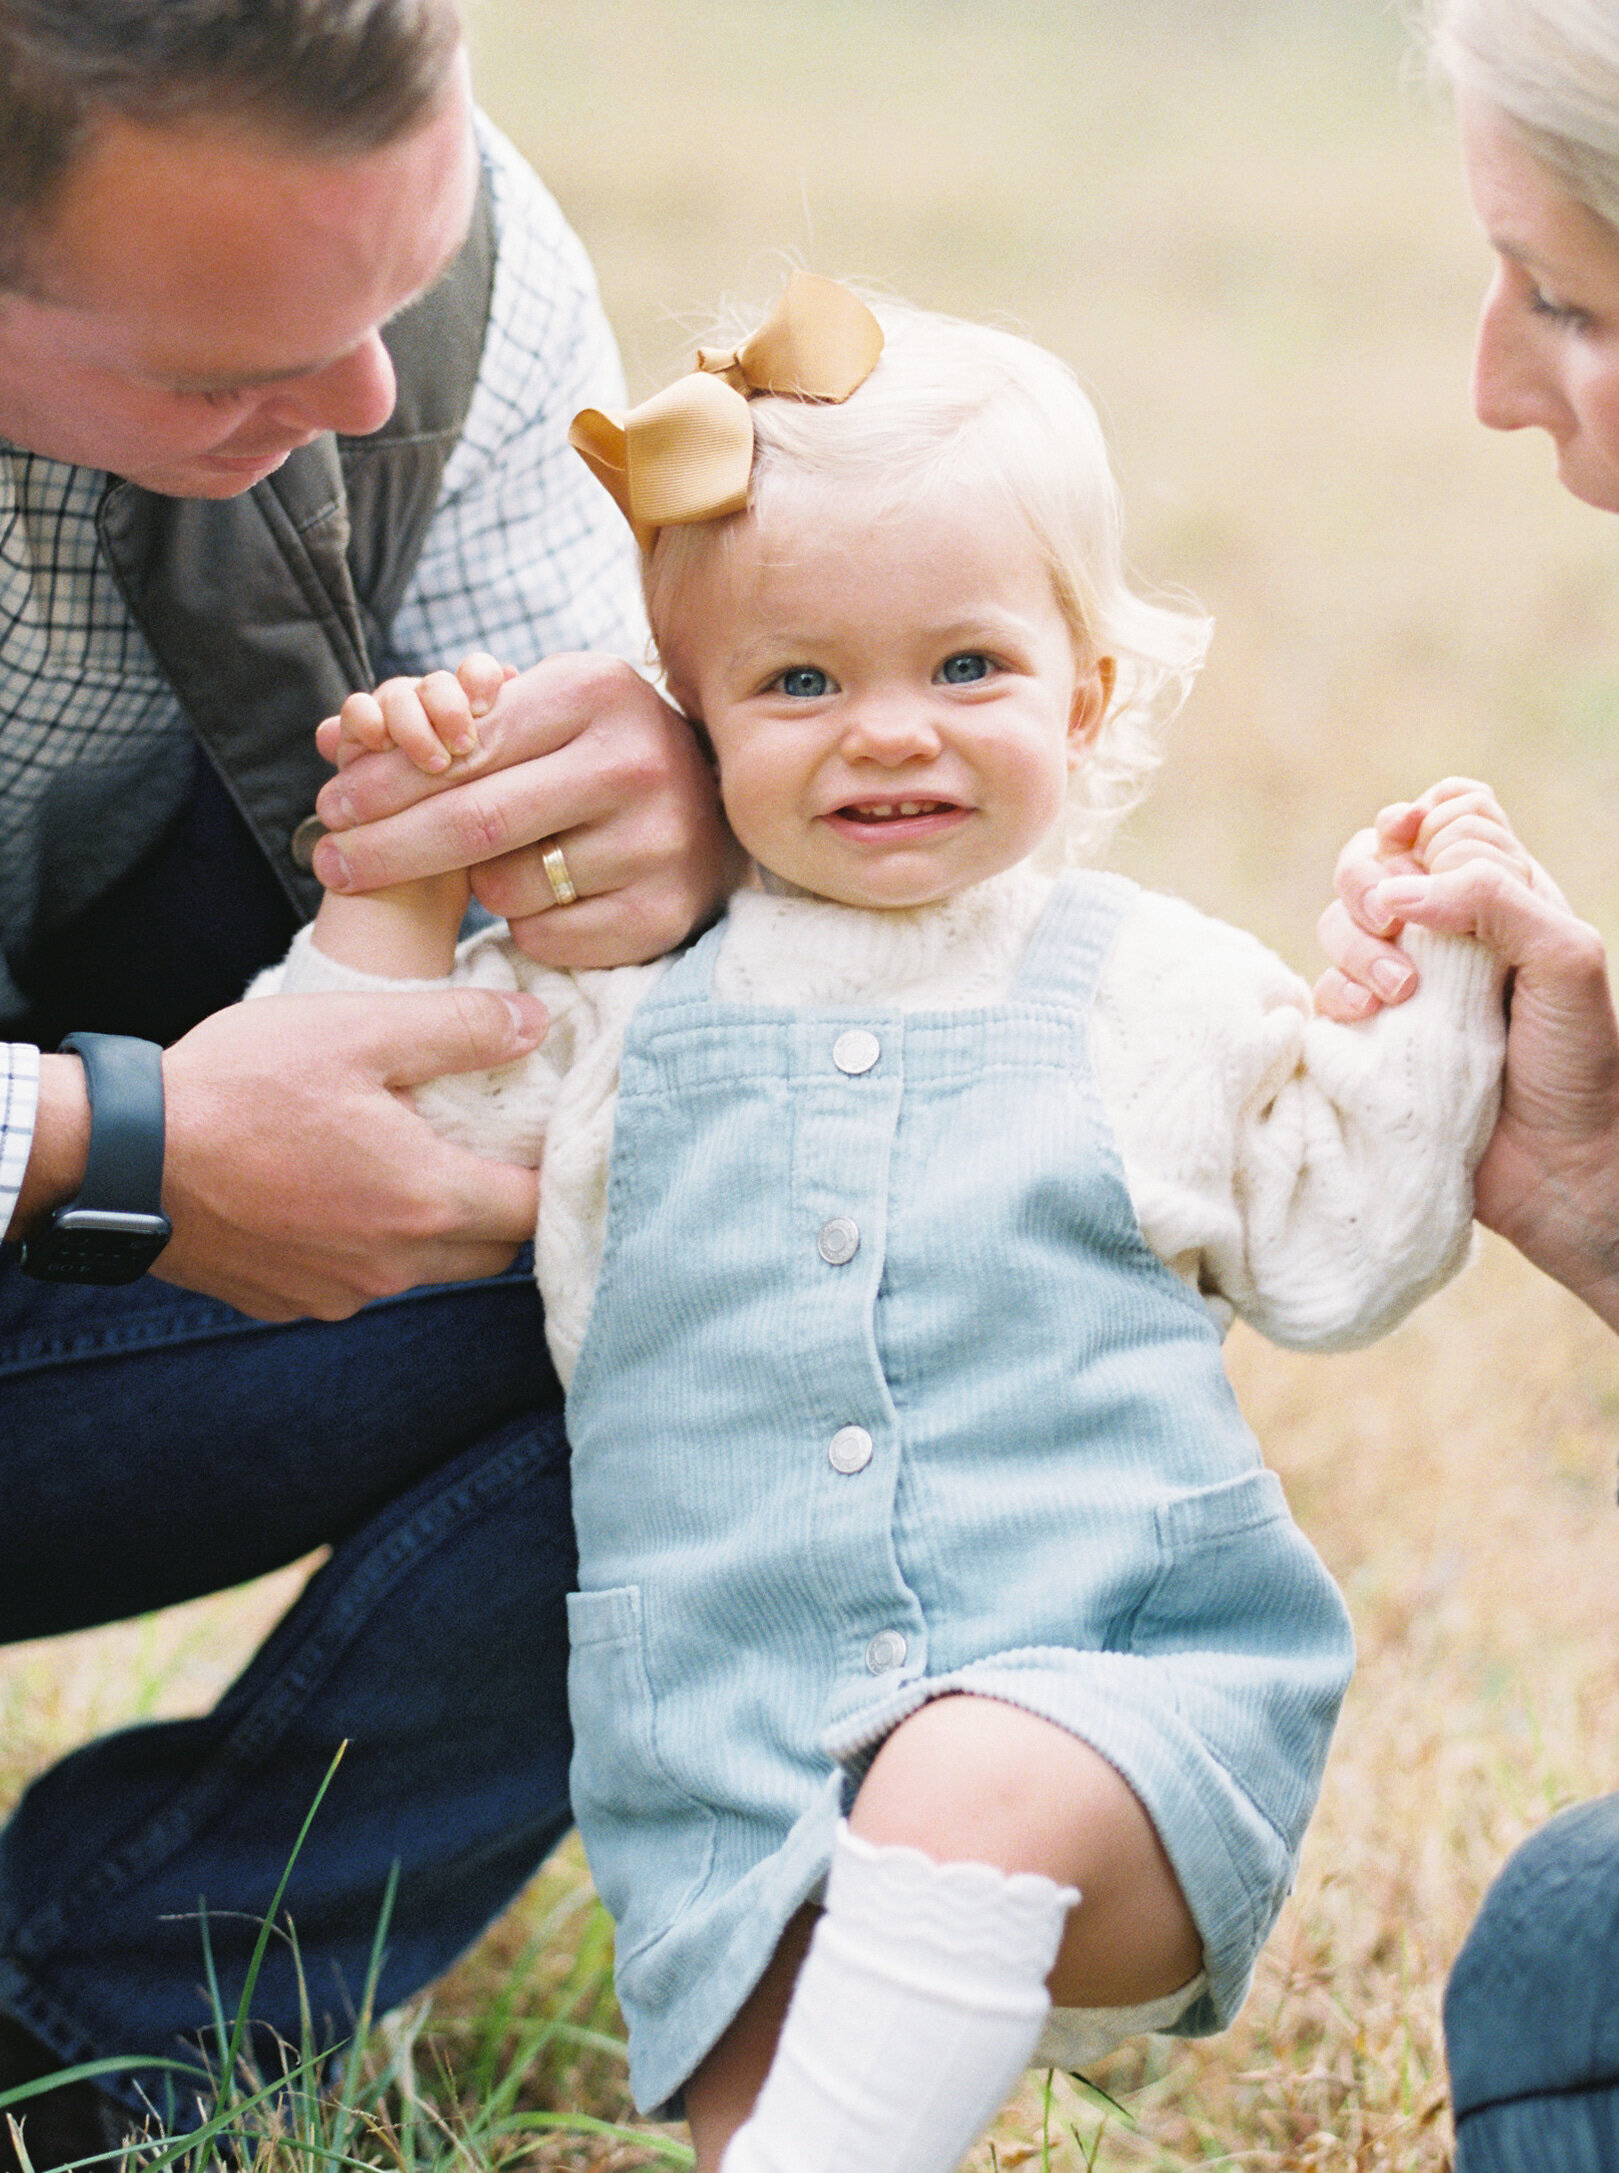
xmin=436 ymin=1155 xmax=539 ymax=1249
xmin=314 ymin=721 xmax=629 ymax=891
xmin=348 ymin=985 xmax=549 ymax=1088
xmin=469 ymin=829 xmax=596 ymax=921
xmin=499 ymin=887 xmax=679 ymax=971
xmin=316 ymin=653 xmax=621 ymax=831
xmin=151 ymin=1227 xmax=531 ymax=1322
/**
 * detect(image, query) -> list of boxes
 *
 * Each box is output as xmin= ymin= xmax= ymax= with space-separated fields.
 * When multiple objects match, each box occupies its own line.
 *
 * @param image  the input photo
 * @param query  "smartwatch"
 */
xmin=19 ymin=1032 xmax=174 ymax=1285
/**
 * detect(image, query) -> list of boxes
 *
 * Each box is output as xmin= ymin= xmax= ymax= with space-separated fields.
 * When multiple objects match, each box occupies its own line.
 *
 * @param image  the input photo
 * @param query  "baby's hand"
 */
xmin=318 ymin=652 xmax=517 ymax=774
xmin=1378 ymin=776 xmax=1536 ymax=887
xmin=1316 ymin=777 xmax=1564 ymax=1018
xmin=1358 ymin=776 xmax=1572 ymax=954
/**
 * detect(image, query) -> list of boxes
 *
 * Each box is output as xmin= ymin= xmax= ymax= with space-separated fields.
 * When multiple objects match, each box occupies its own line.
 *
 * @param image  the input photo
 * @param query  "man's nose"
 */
xmin=267 ymin=330 xmax=398 ymax=438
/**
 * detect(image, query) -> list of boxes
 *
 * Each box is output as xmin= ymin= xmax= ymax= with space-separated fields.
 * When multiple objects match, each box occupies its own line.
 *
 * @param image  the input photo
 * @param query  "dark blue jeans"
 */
xmin=1446 ymin=1794 xmax=1619 ymax=2172
xmin=0 ymin=1245 xmax=576 ymax=2119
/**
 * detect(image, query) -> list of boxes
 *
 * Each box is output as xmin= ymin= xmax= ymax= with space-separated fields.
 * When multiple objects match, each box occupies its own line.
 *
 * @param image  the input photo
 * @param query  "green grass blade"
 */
xmin=217 ymin=1741 xmax=349 ymax=2111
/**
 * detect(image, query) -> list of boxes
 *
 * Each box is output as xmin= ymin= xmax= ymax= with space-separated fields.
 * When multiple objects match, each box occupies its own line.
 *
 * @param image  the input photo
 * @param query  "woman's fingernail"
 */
xmin=1372 ymin=877 xmax=1424 ymax=915
xmin=325 ymin=787 xmax=354 ymax=827
xmin=1373 ymin=959 xmax=1415 ymax=999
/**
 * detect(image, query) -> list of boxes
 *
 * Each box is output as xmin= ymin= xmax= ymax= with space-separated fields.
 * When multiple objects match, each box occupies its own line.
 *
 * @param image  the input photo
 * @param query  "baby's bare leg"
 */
xmin=851 ymin=1693 xmax=1202 ymax=2005
xmin=691 ymin=1695 xmax=1201 ymax=2173
xmin=686 ymin=1908 xmax=818 ymax=2173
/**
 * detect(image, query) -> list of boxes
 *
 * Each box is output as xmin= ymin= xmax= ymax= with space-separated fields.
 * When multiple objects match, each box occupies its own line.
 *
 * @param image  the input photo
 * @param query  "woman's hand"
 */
xmin=1317 ymin=778 xmax=1619 ymax=1324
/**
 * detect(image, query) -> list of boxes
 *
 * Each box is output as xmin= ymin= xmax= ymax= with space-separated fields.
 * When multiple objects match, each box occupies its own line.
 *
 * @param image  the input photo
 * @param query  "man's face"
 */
xmin=0 ymin=53 xmax=478 ymax=497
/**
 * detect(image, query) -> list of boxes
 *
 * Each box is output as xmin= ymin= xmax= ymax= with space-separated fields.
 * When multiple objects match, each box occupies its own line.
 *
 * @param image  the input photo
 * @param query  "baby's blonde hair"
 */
xmin=643 ymin=299 xmax=1210 ymax=863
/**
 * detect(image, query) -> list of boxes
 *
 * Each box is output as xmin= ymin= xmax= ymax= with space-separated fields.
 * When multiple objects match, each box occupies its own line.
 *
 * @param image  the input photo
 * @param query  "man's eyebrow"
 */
xmin=162 ymin=353 xmax=352 ymax=394
xmin=155 ymin=251 xmax=461 ymax=394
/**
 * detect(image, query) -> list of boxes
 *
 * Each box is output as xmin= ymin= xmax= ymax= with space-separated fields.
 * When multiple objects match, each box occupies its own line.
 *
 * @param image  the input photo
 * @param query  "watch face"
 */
xmin=20 ymin=1209 xmax=173 ymax=1286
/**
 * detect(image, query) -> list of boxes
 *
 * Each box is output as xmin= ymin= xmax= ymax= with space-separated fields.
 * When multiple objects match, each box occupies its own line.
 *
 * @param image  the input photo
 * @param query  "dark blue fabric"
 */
xmin=0 ymin=1248 xmax=575 ymax=2116
xmin=11 ymin=749 xmax=302 ymax=1054
xmin=1453 ymin=2088 xmax=1619 ymax=2173
xmin=1446 ymin=1794 xmax=1619 ymax=2169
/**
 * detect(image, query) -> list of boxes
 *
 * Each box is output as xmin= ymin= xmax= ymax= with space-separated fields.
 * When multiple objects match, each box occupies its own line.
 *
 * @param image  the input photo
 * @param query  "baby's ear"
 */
xmin=1068 ymin=655 xmax=1116 ymax=755
xmin=663 ymin=674 xmax=715 ymax=762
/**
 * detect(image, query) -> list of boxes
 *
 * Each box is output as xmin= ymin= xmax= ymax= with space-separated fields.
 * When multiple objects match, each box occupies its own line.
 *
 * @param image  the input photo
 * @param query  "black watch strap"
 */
xmin=19 ymin=1033 xmax=173 ymax=1285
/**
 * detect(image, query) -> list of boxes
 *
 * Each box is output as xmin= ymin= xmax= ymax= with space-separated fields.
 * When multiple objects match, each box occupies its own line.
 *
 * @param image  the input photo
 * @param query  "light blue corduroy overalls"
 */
xmin=565 ymin=871 xmax=1356 ymax=2113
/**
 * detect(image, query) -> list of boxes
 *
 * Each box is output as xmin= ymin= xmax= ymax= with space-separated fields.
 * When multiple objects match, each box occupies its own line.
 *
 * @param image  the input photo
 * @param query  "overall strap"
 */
xmin=1011 ymin=868 xmax=1136 ymax=1013
xmin=95 ymin=173 xmax=497 ymax=923
xmin=636 ymin=910 xmax=733 ymax=1012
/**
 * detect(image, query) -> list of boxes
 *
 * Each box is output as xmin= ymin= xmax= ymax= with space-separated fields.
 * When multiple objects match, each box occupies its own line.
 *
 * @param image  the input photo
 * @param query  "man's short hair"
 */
xmin=0 ymin=0 xmax=462 ymax=286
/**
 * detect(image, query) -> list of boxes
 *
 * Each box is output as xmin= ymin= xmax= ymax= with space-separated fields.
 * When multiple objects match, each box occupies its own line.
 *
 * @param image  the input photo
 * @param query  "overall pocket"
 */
xmin=566 ymin=1585 xmax=718 ymax=1956
xmin=1137 ymin=1466 xmax=1355 ymax=1863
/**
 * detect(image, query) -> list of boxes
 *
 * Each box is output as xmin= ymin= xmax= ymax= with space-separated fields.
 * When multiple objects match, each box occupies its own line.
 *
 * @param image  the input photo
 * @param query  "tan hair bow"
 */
xmin=569 ymin=272 xmax=885 ymax=549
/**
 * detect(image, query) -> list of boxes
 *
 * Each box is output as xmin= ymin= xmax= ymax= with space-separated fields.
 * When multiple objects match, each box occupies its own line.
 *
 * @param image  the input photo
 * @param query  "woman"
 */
xmin=1318 ymin=3 xmax=1619 ymax=2164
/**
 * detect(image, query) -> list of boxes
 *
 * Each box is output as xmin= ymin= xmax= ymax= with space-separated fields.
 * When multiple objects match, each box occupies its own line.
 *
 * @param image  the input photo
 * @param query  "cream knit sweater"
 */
xmin=255 ymin=863 xmax=1506 ymax=1385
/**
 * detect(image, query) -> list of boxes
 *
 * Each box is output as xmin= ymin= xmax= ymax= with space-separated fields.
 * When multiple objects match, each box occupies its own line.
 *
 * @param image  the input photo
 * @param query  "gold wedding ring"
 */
xmin=541 ymin=839 xmax=579 ymax=908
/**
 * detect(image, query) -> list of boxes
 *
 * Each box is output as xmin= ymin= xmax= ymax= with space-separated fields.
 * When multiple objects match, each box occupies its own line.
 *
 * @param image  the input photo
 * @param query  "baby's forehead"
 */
xmin=657 ymin=492 xmax=1078 ymax=683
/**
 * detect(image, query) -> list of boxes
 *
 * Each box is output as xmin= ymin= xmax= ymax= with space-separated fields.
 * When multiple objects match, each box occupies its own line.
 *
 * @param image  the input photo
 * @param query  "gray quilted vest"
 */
xmin=96 ymin=173 xmax=496 ymax=925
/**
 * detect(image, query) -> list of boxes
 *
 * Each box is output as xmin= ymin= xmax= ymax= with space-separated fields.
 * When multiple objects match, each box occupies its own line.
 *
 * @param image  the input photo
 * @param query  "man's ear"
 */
xmin=1068 ymin=654 xmax=1116 ymax=758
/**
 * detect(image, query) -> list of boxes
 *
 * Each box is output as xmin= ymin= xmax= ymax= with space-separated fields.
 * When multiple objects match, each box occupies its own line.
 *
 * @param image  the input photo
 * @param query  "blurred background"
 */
xmin=5 ymin=6 xmax=1618 ymax=2166
xmin=466 ymin=0 xmax=1619 ymax=953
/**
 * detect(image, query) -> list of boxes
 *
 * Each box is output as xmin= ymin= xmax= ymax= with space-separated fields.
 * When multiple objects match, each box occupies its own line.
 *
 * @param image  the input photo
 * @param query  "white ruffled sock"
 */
xmin=720 ymin=1822 xmax=1079 ymax=2173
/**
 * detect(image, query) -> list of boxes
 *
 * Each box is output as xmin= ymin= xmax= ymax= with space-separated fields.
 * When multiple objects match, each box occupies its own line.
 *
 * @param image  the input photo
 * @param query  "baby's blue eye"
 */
xmin=938 ymin=653 xmax=991 ymax=684
xmin=778 ymin=667 xmax=831 ymax=698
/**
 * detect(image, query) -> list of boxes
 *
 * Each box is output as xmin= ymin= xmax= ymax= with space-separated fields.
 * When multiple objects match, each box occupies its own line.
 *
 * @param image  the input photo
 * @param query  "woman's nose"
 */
xmin=1472 ymin=270 xmax=1564 ymax=436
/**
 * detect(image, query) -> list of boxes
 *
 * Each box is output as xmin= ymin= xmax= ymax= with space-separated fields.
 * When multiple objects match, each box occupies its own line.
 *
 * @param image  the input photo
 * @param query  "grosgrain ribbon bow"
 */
xmin=569 ymin=272 xmax=885 ymax=547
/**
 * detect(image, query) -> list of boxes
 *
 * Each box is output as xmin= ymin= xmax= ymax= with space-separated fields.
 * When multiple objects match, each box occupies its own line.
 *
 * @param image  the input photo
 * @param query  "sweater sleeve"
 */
xmin=244 ymin=921 xmax=617 ymax=1170
xmin=1091 ymin=890 xmax=1506 ymax=1350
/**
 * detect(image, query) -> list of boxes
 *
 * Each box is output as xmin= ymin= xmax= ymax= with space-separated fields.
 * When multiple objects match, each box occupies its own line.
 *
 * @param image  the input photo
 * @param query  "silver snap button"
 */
xmin=817 ymin=1217 xmax=860 ymax=1265
xmin=289 ymin=814 xmax=327 ymax=870
xmin=828 ymin=1425 xmax=873 ymax=1474
xmin=865 ymin=1629 xmax=908 ymax=1674
xmin=832 ymin=1029 xmax=881 ymax=1076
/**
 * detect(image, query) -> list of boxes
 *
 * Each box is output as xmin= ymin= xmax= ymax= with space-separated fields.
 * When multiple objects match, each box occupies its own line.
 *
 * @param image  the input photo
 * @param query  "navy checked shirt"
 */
xmin=1 ymin=115 xmax=645 ymax=1233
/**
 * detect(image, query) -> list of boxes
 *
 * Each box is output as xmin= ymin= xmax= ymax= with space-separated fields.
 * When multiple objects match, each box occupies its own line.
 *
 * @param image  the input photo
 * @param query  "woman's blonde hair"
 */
xmin=1430 ymin=0 xmax=1619 ymax=229
xmin=643 ymin=299 xmax=1210 ymax=864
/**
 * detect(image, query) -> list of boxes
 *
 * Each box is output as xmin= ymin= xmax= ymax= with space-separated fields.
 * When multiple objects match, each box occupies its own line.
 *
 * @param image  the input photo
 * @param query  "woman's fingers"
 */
xmin=1313 ymin=896 xmax=1419 ymax=1017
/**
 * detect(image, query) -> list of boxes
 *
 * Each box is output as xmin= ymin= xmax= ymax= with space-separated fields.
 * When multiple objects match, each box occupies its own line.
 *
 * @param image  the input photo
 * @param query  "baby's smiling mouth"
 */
xmin=838 ymin=800 xmax=956 ymax=822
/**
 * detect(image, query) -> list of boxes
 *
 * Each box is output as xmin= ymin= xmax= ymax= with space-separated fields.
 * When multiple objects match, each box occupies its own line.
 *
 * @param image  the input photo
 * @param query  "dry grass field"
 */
xmin=5 ymin=3 xmax=1619 ymax=2167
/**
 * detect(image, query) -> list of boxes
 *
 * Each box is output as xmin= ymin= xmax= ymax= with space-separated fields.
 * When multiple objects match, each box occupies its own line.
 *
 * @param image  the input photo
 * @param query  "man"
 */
xmin=0 ymin=2 xmax=732 ymax=2160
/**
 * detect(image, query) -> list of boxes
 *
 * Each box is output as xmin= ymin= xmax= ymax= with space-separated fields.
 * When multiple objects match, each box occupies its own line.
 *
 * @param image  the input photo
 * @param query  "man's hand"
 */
xmin=152 ymin=988 xmax=547 ymax=1320
xmin=311 ymin=653 xmax=744 ymax=969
